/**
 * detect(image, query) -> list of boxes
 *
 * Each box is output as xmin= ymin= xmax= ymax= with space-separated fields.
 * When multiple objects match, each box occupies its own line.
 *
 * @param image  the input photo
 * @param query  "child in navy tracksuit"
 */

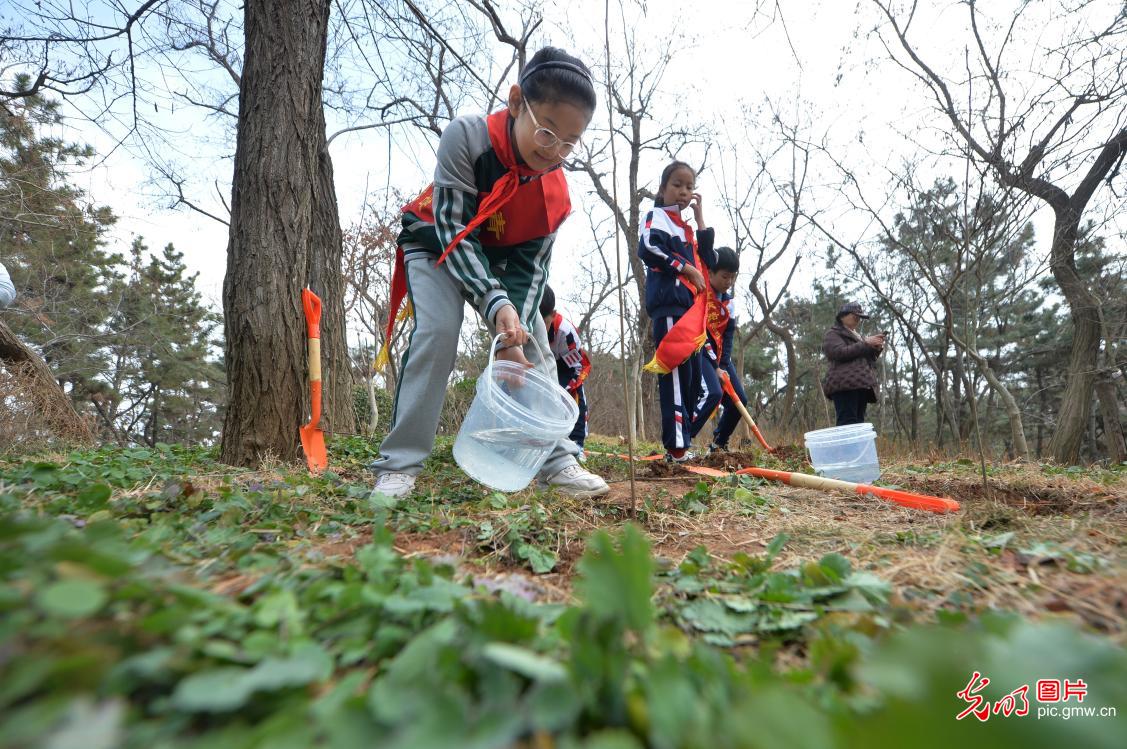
xmin=691 ymin=246 xmax=748 ymax=452
xmin=638 ymin=161 xmax=717 ymax=461
xmin=540 ymin=285 xmax=591 ymax=453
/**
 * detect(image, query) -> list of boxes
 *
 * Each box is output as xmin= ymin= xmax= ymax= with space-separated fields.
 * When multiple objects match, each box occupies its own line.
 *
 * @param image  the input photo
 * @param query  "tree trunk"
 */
xmin=952 ymin=346 xmax=969 ymax=445
xmin=1095 ymin=376 xmax=1126 ymax=464
xmin=1045 ymin=211 xmax=1103 ymax=464
xmin=1035 ymin=368 xmax=1046 ymax=458
xmin=971 ymin=350 xmax=1030 ymax=461
xmin=625 ymin=114 xmax=652 ymax=363
xmin=934 ymin=335 xmax=948 ymax=447
xmin=889 ymin=341 xmax=911 ymax=440
xmin=0 ymin=320 xmax=93 ymax=443
xmin=764 ymin=318 xmax=797 ymax=427
xmin=909 ymin=348 xmax=919 ymax=443
xmin=220 ymin=0 xmax=354 ymax=467
xmin=632 ymin=354 xmax=645 ymax=442
xmin=999 ymin=128 xmax=1126 ymax=464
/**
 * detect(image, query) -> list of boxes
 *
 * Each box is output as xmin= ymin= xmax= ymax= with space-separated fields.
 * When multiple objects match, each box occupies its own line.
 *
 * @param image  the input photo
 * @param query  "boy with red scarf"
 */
xmin=539 ymin=285 xmax=591 ymax=455
xmin=690 ymin=246 xmax=748 ymax=452
xmin=371 ymin=47 xmax=609 ymax=500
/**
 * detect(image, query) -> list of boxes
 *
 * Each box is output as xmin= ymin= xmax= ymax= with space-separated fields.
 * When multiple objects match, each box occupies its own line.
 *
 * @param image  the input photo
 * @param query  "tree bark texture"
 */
xmin=221 ymin=0 xmax=354 ymax=467
xmin=1044 ymin=207 xmax=1106 ymax=464
xmin=1094 ymin=376 xmax=1126 ymax=464
xmin=996 ymin=127 xmax=1126 ymax=464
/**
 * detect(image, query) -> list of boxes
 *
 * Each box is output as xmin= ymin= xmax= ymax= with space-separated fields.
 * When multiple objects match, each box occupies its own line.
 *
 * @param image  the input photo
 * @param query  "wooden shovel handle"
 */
xmin=720 ymin=372 xmax=774 ymax=452
xmin=301 ymin=288 xmax=323 ymax=419
xmin=735 ymin=466 xmax=959 ymax=514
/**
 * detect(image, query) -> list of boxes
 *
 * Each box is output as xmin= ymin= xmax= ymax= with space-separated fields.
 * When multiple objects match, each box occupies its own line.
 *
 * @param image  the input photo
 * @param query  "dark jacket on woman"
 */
xmin=821 ymin=323 xmax=881 ymax=401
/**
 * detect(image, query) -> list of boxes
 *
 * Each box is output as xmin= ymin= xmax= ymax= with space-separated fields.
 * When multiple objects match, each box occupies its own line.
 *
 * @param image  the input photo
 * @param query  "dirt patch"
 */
xmin=343 ymin=470 xmax=1125 ymax=635
xmin=210 ymin=572 xmax=261 ymax=597
xmin=302 ymin=527 xmax=372 ymax=559
xmin=768 ymin=444 xmax=804 ymax=459
xmin=639 ymin=460 xmax=692 ymax=478
xmin=394 ymin=528 xmax=475 ymax=559
xmin=768 ymin=444 xmax=809 ymax=466
xmin=892 ymin=474 xmax=1126 ymax=516
xmin=1033 ymin=574 xmax=1127 ymax=634
xmin=304 ymin=526 xmax=475 ymax=562
xmin=696 ymin=450 xmax=760 ymax=470
xmin=269 ymin=460 xmax=1127 ymax=636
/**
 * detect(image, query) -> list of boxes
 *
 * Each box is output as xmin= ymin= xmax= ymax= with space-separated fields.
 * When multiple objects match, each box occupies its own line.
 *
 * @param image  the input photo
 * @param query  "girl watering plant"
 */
xmin=370 ymin=47 xmax=610 ymax=501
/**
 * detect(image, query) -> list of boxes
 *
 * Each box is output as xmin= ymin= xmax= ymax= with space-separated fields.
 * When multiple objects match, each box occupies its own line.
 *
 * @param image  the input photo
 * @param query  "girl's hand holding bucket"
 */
xmin=495 ymin=305 xmax=529 ymax=346
xmin=494 ymin=305 xmax=534 ymax=385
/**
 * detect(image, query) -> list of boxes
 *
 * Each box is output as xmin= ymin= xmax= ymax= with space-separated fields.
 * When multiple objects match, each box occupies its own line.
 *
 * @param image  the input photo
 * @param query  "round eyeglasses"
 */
xmin=523 ymin=100 xmax=580 ymax=157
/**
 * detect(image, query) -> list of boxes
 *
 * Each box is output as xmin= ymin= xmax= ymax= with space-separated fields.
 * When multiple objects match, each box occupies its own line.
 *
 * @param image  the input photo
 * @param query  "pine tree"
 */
xmin=2 ymin=80 xmax=225 ymax=446
xmin=0 ymin=77 xmax=122 ymax=403
xmin=99 ymin=238 xmax=225 ymax=445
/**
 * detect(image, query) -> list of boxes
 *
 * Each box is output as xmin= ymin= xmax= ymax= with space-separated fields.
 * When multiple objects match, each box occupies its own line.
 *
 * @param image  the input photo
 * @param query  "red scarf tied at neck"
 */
xmin=375 ymin=109 xmax=571 ymax=371
xmin=643 ymin=207 xmax=721 ymax=375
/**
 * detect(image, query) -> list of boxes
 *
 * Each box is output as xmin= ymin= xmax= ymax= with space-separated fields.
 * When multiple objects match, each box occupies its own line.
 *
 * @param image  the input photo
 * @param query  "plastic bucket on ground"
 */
xmin=804 ymin=423 xmax=880 ymax=484
xmin=454 ymin=334 xmax=579 ymax=492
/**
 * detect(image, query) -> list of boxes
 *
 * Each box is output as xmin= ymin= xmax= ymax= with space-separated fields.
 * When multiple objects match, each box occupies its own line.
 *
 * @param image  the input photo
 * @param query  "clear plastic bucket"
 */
xmin=454 ymin=334 xmax=579 ymax=492
xmin=804 ymin=423 xmax=880 ymax=484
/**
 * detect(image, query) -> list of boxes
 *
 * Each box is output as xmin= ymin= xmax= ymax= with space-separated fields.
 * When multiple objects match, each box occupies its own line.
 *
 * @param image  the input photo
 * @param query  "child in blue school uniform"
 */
xmin=637 ymin=161 xmax=718 ymax=462
xmin=690 ymin=246 xmax=749 ymax=452
xmin=540 ymin=285 xmax=592 ymax=456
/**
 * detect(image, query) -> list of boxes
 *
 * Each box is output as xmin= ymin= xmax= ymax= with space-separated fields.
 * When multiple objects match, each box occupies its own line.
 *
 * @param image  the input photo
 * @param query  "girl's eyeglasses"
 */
xmin=523 ymin=101 xmax=580 ymax=157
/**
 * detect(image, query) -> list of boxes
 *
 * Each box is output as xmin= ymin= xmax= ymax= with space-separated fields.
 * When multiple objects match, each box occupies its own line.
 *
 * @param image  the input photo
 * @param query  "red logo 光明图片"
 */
xmin=957 ymin=674 xmax=1091 ymax=721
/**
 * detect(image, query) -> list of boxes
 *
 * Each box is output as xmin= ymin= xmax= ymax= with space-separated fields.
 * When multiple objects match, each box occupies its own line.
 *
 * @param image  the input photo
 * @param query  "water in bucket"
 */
xmin=454 ymin=335 xmax=579 ymax=492
xmin=804 ymin=423 xmax=880 ymax=483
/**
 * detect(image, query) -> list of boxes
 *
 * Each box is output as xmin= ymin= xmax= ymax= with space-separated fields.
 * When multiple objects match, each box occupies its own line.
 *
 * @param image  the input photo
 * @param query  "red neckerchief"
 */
xmin=706 ymin=293 xmax=731 ymax=361
xmin=643 ymin=206 xmax=723 ymax=374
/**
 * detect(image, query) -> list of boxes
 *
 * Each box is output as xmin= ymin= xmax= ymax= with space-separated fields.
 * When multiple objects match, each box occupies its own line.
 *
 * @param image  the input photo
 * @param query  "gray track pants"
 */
xmin=371 ymin=255 xmax=580 ymax=478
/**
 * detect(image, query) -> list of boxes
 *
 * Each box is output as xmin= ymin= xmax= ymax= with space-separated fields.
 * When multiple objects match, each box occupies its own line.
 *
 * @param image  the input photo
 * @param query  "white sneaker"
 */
xmin=371 ymin=472 xmax=416 ymax=501
xmin=542 ymin=464 xmax=610 ymax=498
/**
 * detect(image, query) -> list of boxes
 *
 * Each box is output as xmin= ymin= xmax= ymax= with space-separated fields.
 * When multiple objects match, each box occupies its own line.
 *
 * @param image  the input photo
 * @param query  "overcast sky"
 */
xmin=46 ymin=0 xmax=1126 ymax=348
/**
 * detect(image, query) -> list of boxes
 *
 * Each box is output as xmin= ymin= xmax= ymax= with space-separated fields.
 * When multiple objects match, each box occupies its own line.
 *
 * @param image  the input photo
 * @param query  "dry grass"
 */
xmin=303 ymin=458 xmax=1127 ymax=640
xmin=0 ymin=362 xmax=94 ymax=453
xmin=48 ymin=439 xmax=1118 ymax=642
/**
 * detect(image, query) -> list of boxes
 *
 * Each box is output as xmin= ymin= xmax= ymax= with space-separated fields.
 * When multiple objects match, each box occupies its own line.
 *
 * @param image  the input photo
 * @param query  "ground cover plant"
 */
xmin=1 ymin=437 xmax=1124 ymax=748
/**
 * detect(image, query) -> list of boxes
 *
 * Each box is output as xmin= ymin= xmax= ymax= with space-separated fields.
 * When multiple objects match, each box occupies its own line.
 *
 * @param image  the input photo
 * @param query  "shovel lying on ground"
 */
xmin=735 ymin=466 xmax=959 ymax=514
xmin=300 ymin=288 xmax=328 ymax=473
xmin=719 ymin=370 xmax=775 ymax=453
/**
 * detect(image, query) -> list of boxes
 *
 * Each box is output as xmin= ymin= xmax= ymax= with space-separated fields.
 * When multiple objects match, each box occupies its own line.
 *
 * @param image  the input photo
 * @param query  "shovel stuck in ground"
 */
xmin=300 ymin=288 xmax=327 ymax=473
xmin=719 ymin=370 xmax=775 ymax=453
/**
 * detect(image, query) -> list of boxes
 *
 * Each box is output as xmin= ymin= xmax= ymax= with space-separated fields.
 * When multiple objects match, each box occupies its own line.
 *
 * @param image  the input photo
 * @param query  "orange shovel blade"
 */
xmin=300 ymin=419 xmax=328 ymax=472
